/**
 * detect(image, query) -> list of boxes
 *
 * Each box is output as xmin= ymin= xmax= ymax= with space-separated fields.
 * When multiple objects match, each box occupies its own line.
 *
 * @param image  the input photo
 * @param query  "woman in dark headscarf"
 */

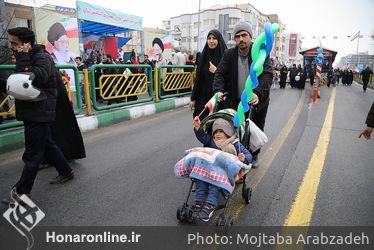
xmin=189 ymin=29 xmax=227 ymax=120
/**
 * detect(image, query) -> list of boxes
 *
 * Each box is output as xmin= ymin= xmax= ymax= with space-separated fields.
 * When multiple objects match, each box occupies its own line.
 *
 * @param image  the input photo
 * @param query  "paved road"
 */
xmin=0 ymin=83 xmax=373 ymax=227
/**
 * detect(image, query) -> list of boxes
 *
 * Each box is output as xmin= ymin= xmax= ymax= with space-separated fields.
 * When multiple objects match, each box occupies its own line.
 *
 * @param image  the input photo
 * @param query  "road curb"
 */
xmin=0 ymin=97 xmax=190 ymax=153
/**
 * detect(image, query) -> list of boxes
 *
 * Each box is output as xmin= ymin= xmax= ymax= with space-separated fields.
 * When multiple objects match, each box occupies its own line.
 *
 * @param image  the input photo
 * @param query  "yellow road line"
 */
xmin=225 ymin=90 xmax=306 ymax=221
xmin=284 ymin=87 xmax=336 ymax=226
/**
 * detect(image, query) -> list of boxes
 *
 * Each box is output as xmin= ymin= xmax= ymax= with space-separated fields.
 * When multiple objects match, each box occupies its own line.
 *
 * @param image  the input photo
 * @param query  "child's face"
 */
xmin=214 ymin=129 xmax=228 ymax=140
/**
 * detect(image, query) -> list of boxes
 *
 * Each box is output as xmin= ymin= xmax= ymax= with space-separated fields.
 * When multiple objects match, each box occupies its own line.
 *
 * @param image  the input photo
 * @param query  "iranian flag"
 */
xmin=350 ymin=31 xmax=360 ymax=42
xmin=205 ymin=93 xmax=219 ymax=114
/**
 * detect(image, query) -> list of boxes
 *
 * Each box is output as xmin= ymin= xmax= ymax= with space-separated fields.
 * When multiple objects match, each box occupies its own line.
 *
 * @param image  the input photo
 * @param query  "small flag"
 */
xmin=205 ymin=93 xmax=219 ymax=114
xmin=351 ymin=31 xmax=360 ymax=41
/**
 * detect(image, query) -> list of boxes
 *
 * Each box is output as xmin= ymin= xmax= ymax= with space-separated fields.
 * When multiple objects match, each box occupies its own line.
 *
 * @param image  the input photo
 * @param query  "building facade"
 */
xmin=4 ymin=2 xmax=35 ymax=31
xmin=162 ymin=3 xmax=284 ymax=56
xmin=342 ymin=53 xmax=374 ymax=70
xmin=283 ymin=33 xmax=303 ymax=66
xmin=267 ymin=14 xmax=286 ymax=66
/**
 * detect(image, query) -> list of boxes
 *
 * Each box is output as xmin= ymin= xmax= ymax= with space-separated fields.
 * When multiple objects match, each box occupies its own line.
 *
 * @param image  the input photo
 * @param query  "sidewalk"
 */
xmin=0 ymin=97 xmax=190 ymax=153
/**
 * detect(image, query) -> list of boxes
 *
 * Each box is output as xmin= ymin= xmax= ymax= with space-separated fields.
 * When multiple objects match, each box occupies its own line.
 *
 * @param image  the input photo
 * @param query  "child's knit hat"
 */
xmin=212 ymin=118 xmax=235 ymax=137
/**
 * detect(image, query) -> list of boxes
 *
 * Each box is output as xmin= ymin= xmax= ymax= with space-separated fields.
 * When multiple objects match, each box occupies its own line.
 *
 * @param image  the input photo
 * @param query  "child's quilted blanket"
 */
xmin=174 ymin=147 xmax=251 ymax=194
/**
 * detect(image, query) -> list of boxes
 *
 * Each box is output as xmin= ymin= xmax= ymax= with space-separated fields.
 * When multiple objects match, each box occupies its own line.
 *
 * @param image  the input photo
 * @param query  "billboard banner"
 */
xmin=76 ymin=1 xmax=142 ymax=31
xmin=35 ymin=8 xmax=79 ymax=88
xmin=144 ymin=33 xmax=173 ymax=61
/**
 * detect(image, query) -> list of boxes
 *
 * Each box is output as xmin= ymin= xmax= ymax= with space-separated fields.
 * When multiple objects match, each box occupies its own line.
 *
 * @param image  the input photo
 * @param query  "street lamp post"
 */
xmin=188 ymin=24 xmax=192 ymax=53
xmin=197 ymin=0 xmax=201 ymax=51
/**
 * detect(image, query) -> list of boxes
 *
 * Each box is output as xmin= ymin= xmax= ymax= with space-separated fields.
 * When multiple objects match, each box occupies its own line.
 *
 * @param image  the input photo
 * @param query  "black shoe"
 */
xmin=192 ymin=201 xmax=204 ymax=214
xmin=49 ymin=172 xmax=74 ymax=184
xmin=2 ymin=193 xmax=30 ymax=206
xmin=252 ymin=157 xmax=259 ymax=168
xmin=235 ymin=178 xmax=244 ymax=185
xmin=199 ymin=203 xmax=215 ymax=222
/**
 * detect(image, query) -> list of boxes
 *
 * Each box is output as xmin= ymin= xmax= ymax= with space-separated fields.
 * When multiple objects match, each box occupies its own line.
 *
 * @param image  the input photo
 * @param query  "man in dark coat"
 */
xmin=360 ymin=66 xmax=373 ymax=92
xmin=213 ymin=21 xmax=273 ymax=168
xmin=359 ymin=102 xmax=374 ymax=139
xmin=2 ymin=27 xmax=73 ymax=203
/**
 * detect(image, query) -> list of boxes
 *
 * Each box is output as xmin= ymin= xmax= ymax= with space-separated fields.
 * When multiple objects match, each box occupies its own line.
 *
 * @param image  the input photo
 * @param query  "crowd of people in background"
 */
xmin=271 ymin=64 xmax=373 ymax=91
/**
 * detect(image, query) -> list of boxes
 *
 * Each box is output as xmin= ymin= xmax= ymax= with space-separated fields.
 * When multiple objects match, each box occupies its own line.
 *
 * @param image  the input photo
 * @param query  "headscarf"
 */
xmin=192 ymin=29 xmax=227 ymax=104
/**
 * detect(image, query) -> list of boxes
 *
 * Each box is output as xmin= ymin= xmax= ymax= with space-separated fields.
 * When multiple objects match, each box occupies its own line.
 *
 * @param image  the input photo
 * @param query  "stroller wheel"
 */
xmin=177 ymin=206 xmax=186 ymax=222
xmin=244 ymin=187 xmax=252 ymax=204
xmin=225 ymin=216 xmax=234 ymax=230
xmin=185 ymin=207 xmax=194 ymax=223
xmin=216 ymin=213 xmax=226 ymax=227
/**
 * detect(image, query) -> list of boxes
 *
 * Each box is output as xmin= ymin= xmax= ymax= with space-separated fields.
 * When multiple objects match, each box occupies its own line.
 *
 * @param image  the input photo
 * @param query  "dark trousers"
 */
xmin=363 ymin=79 xmax=369 ymax=92
xmin=279 ymin=80 xmax=286 ymax=88
xmin=249 ymin=102 xmax=269 ymax=158
xmin=310 ymin=76 xmax=314 ymax=87
xmin=15 ymin=121 xmax=72 ymax=194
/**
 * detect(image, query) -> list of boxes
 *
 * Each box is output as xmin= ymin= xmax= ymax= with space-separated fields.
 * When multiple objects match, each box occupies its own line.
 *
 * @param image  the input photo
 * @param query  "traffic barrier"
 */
xmin=156 ymin=65 xmax=194 ymax=100
xmin=89 ymin=64 xmax=154 ymax=111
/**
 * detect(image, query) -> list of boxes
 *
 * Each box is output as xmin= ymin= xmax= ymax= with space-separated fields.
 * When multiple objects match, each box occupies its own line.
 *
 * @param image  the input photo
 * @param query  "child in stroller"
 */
xmin=174 ymin=109 xmax=253 ymax=227
xmin=192 ymin=116 xmax=252 ymax=221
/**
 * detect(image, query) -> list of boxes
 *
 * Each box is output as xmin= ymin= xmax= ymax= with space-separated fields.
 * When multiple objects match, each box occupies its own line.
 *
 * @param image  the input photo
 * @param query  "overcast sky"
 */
xmin=8 ymin=0 xmax=374 ymax=63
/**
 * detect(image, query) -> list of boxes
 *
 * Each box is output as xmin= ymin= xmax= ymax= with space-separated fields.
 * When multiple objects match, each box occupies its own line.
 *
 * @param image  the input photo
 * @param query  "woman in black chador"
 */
xmin=42 ymin=71 xmax=86 ymax=165
xmin=279 ymin=65 xmax=288 ymax=89
xmin=189 ymin=30 xmax=227 ymax=120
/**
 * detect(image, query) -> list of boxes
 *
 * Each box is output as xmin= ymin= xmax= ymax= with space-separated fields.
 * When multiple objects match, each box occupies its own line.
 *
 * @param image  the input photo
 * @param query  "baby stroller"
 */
xmin=176 ymin=108 xmax=253 ymax=229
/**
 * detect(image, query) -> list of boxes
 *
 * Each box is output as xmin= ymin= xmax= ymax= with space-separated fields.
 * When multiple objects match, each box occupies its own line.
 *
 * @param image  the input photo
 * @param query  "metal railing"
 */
xmin=1 ymin=63 xmax=194 ymax=130
xmin=89 ymin=64 xmax=153 ymax=111
xmin=156 ymin=65 xmax=194 ymax=100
